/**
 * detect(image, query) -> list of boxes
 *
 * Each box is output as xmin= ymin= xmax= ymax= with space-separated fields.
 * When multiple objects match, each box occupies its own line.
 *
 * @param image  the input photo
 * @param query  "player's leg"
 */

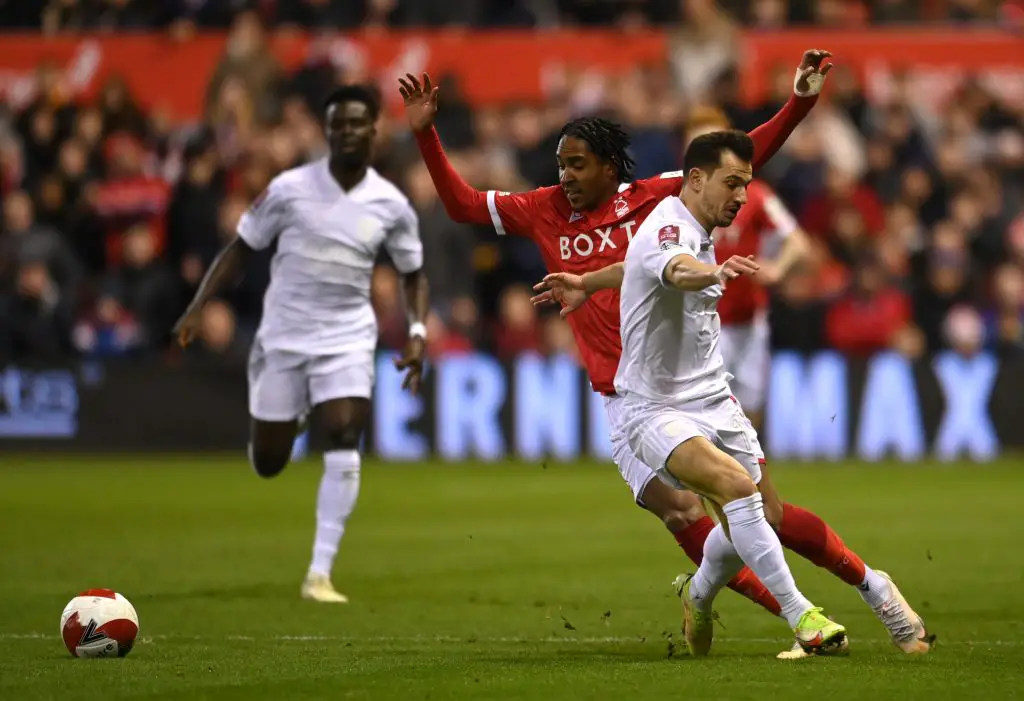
xmin=757 ymin=462 xmax=933 ymax=654
xmin=625 ymin=400 xmax=845 ymax=656
xmin=247 ymin=343 xmax=306 ymax=478
xmin=716 ymin=394 xmax=930 ymax=654
xmin=635 ymin=477 xmax=780 ymax=617
xmin=605 ymin=395 xmax=779 ymax=616
xmin=300 ymin=350 xmax=374 ymax=603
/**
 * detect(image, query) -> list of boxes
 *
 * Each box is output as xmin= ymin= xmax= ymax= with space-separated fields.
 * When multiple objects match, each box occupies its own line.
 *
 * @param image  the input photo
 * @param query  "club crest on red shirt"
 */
xmin=658 ymin=224 xmax=680 ymax=250
xmin=614 ymin=196 xmax=629 ymax=218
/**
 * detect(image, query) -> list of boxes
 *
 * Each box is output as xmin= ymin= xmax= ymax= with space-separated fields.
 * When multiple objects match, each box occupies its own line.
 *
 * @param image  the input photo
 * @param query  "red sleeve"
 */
xmin=413 ymin=126 xmax=550 ymax=237
xmin=487 ymin=188 xmax=559 ymax=238
xmin=747 ymin=94 xmax=818 ymax=171
xmin=413 ymin=127 xmax=491 ymax=226
xmin=642 ymin=171 xmax=686 ymax=200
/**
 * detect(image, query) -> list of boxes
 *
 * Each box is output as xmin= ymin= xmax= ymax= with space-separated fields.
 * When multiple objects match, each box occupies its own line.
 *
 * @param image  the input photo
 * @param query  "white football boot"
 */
xmin=301 ymin=573 xmax=349 ymax=603
xmin=869 ymin=571 xmax=933 ymax=654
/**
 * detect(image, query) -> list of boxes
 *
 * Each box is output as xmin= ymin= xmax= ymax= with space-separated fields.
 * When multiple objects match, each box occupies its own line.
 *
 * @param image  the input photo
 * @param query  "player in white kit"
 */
xmin=615 ymin=130 xmax=846 ymax=657
xmin=173 ymin=85 xmax=429 ymax=603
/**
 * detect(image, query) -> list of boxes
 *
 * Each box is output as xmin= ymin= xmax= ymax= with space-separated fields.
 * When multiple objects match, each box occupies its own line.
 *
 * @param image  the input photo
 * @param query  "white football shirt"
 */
xmin=614 ymin=196 xmax=731 ymax=403
xmin=237 ymin=159 xmax=422 ymax=355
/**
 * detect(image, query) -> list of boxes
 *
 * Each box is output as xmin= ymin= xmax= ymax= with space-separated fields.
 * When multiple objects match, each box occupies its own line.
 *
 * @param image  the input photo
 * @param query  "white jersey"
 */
xmin=614 ymin=196 xmax=730 ymax=404
xmin=237 ymin=159 xmax=422 ymax=355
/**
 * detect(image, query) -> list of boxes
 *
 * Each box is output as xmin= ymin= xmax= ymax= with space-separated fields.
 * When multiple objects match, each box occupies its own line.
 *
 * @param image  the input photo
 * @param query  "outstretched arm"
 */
xmin=400 ymin=73 xmax=491 ymax=226
xmin=530 ymin=263 xmax=625 ymax=317
xmin=748 ymin=49 xmax=834 ymax=171
xmin=663 ymin=254 xmax=761 ymax=291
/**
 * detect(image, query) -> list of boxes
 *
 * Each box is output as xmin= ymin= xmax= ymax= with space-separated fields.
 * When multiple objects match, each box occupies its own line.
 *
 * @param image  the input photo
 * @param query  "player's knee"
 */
xmin=249 ymin=446 xmax=289 ymax=479
xmin=325 ymin=424 xmax=363 ymax=451
xmin=661 ymin=494 xmax=706 ymax=533
xmin=712 ymin=461 xmax=758 ymax=503
xmin=250 ymin=450 xmax=288 ymax=478
xmin=661 ymin=503 xmax=704 ymax=533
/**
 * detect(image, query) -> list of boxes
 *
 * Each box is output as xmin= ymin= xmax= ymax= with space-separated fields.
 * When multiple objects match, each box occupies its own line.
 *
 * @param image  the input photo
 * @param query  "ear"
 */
xmin=687 ymin=167 xmax=703 ymax=193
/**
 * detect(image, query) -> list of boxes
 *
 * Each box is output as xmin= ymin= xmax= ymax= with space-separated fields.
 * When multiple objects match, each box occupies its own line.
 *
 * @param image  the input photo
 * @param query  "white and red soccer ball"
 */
xmin=60 ymin=589 xmax=139 ymax=658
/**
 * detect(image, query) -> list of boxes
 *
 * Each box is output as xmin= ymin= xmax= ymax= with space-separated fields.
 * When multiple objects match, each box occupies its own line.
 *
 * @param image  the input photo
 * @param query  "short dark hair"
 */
xmin=683 ymin=129 xmax=755 ymax=174
xmin=323 ymin=84 xmax=381 ymax=120
xmin=559 ymin=117 xmax=635 ymax=182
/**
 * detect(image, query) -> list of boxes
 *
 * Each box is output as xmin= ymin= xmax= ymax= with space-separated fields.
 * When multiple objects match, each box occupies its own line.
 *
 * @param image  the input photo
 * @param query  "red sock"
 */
xmin=674 ymin=516 xmax=782 ymax=617
xmin=778 ymin=503 xmax=867 ymax=586
xmin=673 ymin=514 xmax=713 ymax=565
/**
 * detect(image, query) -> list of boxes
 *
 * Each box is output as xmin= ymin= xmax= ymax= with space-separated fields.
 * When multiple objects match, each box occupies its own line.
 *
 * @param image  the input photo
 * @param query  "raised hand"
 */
xmin=398 ymin=72 xmax=439 ymax=133
xmin=795 ymin=49 xmax=834 ymax=96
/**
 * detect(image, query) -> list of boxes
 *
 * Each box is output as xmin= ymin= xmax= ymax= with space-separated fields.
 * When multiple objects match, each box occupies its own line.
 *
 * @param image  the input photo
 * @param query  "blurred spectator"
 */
xmin=205 ymin=12 xmax=284 ymax=129
xmin=0 ymin=190 xmax=82 ymax=300
xmin=0 ymin=262 xmax=74 ymax=361
xmin=493 ymin=284 xmax=542 ymax=361
xmin=825 ymin=252 xmax=914 ymax=358
xmin=91 ymin=132 xmax=171 ymax=267
xmin=944 ymin=304 xmax=987 ymax=359
xmin=167 ymin=134 xmax=225 ymax=276
xmin=96 ymin=223 xmax=179 ymax=350
xmin=97 ymin=75 xmax=148 ymax=139
xmin=0 ymin=6 xmax=1020 ymax=370
xmin=912 ymin=221 xmax=978 ymax=352
xmin=986 ymin=264 xmax=1024 ymax=355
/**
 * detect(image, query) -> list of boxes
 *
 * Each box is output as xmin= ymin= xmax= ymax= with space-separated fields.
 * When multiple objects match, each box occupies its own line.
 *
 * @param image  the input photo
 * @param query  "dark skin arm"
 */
xmin=172 ymin=236 xmax=252 ymax=347
xmin=394 ymin=268 xmax=429 ymax=394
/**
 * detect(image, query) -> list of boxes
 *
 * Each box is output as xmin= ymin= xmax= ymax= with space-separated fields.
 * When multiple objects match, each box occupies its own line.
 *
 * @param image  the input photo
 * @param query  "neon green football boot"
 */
xmin=793 ymin=607 xmax=847 ymax=654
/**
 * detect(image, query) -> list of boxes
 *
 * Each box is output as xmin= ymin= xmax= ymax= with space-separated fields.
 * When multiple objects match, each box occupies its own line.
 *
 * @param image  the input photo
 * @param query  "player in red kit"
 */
xmin=684 ymin=107 xmax=811 ymax=431
xmin=400 ymin=51 xmax=842 ymax=656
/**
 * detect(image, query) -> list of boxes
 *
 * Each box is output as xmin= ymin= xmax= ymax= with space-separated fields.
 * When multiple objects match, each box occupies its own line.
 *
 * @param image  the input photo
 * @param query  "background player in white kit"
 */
xmin=615 ymin=130 xmax=845 ymax=657
xmin=173 ymin=85 xmax=429 ymax=604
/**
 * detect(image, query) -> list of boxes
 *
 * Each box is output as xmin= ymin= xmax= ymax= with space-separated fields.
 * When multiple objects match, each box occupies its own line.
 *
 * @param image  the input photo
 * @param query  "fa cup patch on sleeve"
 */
xmin=658 ymin=224 xmax=681 ymax=250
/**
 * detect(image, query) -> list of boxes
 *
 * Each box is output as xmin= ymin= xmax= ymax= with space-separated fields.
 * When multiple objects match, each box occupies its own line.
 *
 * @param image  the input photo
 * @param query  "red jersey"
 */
xmin=713 ymin=180 xmax=797 ymax=326
xmin=489 ymin=174 xmax=684 ymax=394
xmin=412 ymin=91 xmax=817 ymax=395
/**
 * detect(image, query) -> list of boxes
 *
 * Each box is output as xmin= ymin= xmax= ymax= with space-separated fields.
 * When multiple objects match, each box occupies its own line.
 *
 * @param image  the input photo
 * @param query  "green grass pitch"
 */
xmin=1 ymin=455 xmax=1021 ymax=700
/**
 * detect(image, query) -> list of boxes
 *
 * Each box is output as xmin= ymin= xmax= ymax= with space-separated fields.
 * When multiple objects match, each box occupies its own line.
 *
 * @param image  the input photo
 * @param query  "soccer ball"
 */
xmin=60 ymin=589 xmax=139 ymax=658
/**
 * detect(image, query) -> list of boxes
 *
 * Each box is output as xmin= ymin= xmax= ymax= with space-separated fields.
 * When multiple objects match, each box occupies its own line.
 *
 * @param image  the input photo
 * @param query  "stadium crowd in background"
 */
xmin=2 ymin=0 xmax=1024 ymax=30
xmin=0 ymin=1 xmax=1021 ymax=364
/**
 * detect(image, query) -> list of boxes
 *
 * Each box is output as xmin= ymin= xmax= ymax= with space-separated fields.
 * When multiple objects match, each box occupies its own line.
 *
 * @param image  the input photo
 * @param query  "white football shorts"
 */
xmin=603 ymin=393 xmax=680 ymax=504
xmin=621 ymin=391 xmax=765 ymax=489
xmin=247 ymin=342 xmax=375 ymax=421
xmin=718 ymin=313 xmax=770 ymax=413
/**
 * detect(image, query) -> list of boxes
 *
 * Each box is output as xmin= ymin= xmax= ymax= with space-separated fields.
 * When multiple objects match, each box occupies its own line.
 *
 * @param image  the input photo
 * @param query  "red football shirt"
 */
xmin=487 ymin=173 xmax=684 ymax=394
xmin=713 ymin=180 xmax=798 ymax=326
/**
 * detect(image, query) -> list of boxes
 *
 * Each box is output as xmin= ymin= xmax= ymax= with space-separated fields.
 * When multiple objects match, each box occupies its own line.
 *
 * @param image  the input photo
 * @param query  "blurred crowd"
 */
xmin=0 ymin=3 xmax=1022 ymax=366
xmin=2 ymin=0 xmax=1023 ymax=30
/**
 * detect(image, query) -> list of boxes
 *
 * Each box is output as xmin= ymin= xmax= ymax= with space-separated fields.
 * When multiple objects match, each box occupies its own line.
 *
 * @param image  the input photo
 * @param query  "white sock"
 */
xmin=308 ymin=450 xmax=361 ymax=577
xmin=723 ymin=493 xmax=814 ymax=628
xmin=689 ymin=523 xmax=744 ymax=613
xmin=857 ymin=565 xmax=892 ymax=608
